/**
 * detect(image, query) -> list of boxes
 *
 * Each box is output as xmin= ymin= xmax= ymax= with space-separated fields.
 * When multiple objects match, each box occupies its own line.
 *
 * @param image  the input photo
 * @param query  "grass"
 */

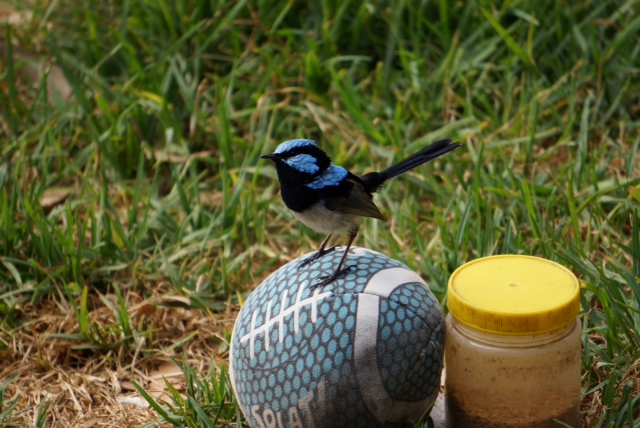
xmin=0 ymin=0 xmax=639 ymax=426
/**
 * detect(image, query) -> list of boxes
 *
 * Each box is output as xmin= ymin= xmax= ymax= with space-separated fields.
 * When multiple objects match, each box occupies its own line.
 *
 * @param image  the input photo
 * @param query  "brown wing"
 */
xmin=323 ymin=179 xmax=385 ymax=221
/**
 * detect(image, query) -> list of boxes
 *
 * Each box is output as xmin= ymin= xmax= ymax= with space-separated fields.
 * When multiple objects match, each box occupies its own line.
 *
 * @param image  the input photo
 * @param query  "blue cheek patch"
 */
xmin=307 ymin=165 xmax=348 ymax=189
xmin=275 ymin=139 xmax=317 ymax=154
xmin=285 ymin=154 xmax=320 ymax=174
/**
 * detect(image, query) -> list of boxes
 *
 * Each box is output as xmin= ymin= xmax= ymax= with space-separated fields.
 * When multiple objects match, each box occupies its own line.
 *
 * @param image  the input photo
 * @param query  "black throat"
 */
xmin=273 ymin=164 xmax=319 ymax=213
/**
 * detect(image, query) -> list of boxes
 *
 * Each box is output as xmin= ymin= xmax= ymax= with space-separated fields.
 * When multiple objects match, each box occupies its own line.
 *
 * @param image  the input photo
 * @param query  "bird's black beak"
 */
xmin=261 ymin=153 xmax=279 ymax=160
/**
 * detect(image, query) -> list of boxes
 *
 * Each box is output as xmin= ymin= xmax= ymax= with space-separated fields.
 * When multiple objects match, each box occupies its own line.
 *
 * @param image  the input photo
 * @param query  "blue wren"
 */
xmin=261 ymin=138 xmax=461 ymax=288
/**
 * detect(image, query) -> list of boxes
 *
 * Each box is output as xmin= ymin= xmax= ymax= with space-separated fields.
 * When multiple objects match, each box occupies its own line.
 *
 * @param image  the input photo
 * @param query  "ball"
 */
xmin=229 ymin=246 xmax=445 ymax=427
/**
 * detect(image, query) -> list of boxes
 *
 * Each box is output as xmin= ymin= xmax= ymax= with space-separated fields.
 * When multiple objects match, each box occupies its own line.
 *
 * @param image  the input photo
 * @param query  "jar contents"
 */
xmin=445 ymin=255 xmax=582 ymax=428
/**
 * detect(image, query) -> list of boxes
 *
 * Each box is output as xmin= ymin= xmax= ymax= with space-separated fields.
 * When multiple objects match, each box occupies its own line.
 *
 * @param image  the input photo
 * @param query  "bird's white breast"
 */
xmin=292 ymin=203 xmax=359 ymax=235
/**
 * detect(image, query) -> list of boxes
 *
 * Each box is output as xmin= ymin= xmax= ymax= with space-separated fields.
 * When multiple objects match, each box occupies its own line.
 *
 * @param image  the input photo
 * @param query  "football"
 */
xmin=230 ymin=246 xmax=445 ymax=427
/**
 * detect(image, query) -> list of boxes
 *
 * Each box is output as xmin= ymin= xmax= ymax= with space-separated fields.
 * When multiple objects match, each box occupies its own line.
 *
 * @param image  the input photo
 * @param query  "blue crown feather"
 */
xmin=284 ymin=154 xmax=320 ymax=174
xmin=274 ymin=139 xmax=317 ymax=154
xmin=306 ymin=165 xmax=348 ymax=189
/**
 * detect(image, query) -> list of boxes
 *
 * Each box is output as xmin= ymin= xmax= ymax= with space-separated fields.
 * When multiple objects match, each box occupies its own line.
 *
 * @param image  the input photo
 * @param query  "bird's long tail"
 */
xmin=361 ymin=138 xmax=461 ymax=193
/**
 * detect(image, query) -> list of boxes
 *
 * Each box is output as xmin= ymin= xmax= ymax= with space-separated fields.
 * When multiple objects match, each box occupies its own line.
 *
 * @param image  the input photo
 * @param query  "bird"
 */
xmin=261 ymin=138 xmax=461 ymax=288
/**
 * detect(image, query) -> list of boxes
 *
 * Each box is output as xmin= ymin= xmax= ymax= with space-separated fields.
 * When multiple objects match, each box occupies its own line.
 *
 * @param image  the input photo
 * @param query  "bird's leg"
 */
xmin=311 ymin=230 xmax=358 ymax=289
xmin=298 ymin=234 xmax=337 ymax=269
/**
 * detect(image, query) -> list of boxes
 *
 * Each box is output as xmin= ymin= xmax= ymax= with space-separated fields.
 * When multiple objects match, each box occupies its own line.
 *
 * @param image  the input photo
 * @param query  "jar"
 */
xmin=445 ymin=255 xmax=582 ymax=428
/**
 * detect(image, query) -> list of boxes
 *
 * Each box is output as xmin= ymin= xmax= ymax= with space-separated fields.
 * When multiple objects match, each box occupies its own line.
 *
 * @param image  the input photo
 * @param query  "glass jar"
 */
xmin=445 ymin=255 xmax=582 ymax=428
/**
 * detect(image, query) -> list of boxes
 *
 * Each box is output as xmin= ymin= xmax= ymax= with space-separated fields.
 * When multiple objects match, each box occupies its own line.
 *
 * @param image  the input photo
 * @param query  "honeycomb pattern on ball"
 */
xmin=375 ymin=284 xmax=444 ymax=402
xmin=230 ymin=247 xmax=445 ymax=428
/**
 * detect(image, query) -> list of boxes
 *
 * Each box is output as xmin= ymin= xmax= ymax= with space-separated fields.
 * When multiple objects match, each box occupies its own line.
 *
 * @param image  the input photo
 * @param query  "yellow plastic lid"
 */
xmin=447 ymin=255 xmax=580 ymax=335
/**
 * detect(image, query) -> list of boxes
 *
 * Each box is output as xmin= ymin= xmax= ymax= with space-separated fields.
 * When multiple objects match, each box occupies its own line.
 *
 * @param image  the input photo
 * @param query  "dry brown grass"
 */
xmin=0 ymin=289 xmax=238 ymax=427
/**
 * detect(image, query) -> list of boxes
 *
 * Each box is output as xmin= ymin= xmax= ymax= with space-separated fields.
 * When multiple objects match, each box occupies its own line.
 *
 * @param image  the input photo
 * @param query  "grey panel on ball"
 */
xmin=229 ymin=246 xmax=445 ymax=428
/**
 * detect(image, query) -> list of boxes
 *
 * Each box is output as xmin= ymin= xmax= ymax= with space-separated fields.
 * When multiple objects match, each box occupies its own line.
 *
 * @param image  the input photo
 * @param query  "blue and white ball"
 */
xmin=230 ymin=247 xmax=445 ymax=427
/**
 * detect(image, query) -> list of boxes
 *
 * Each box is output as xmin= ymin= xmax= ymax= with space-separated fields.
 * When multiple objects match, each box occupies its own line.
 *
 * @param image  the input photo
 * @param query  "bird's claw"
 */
xmin=298 ymin=246 xmax=338 ymax=269
xmin=308 ymin=265 xmax=356 ymax=289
